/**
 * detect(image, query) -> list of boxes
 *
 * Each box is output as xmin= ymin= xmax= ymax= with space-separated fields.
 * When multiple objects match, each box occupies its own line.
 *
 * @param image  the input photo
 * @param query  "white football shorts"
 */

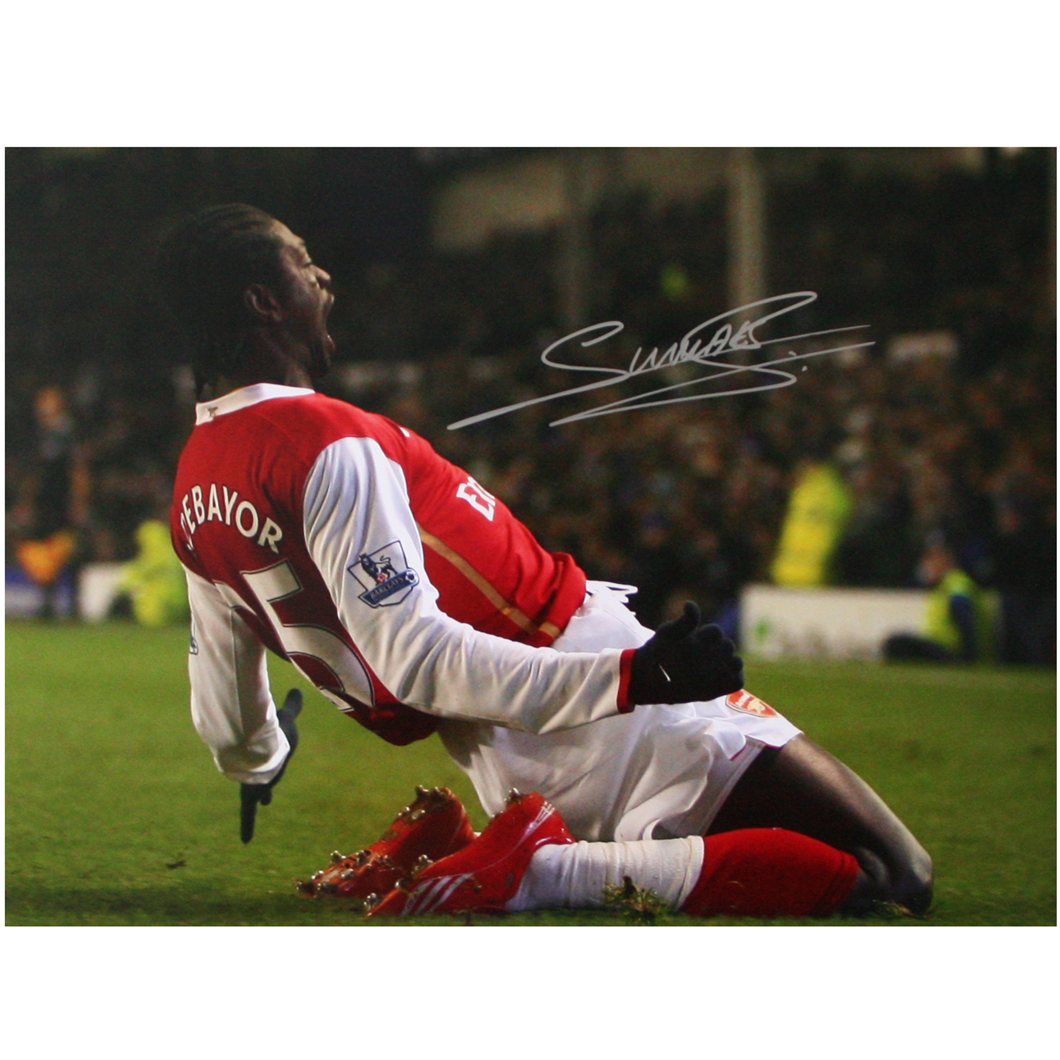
xmin=438 ymin=582 xmax=801 ymax=842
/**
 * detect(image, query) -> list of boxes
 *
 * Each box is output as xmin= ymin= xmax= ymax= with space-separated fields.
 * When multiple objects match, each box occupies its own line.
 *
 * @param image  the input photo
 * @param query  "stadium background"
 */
xmin=5 ymin=146 xmax=1056 ymax=926
xmin=6 ymin=146 xmax=1055 ymax=659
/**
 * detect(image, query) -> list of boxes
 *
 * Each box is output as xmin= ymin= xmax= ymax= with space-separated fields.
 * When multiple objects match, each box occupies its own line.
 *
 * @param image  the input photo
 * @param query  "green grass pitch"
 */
xmin=6 ymin=619 xmax=1055 ymax=926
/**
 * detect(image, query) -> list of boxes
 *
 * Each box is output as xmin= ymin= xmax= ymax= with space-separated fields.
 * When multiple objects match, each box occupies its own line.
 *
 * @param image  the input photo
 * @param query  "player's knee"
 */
xmin=847 ymin=841 xmax=933 ymax=916
xmin=882 ymin=831 xmax=934 ymax=914
xmin=896 ymin=844 xmax=933 ymax=915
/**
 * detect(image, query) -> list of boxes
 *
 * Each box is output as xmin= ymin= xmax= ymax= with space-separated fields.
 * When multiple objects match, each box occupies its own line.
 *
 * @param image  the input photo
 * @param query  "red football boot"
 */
xmin=296 ymin=786 xmax=477 ymax=906
xmin=366 ymin=790 xmax=574 ymax=918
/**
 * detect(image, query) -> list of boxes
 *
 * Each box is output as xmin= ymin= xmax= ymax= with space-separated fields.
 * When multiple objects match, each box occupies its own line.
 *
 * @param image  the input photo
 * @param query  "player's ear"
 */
xmin=244 ymin=283 xmax=284 ymax=323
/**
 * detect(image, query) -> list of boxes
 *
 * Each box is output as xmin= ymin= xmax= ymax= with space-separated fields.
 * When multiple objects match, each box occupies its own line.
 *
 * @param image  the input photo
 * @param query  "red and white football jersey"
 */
xmin=171 ymin=384 xmax=633 ymax=783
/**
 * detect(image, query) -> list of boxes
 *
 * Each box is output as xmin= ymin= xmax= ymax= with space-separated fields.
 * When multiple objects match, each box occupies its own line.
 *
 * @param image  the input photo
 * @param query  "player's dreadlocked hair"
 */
xmin=157 ymin=204 xmax=286 ymax=397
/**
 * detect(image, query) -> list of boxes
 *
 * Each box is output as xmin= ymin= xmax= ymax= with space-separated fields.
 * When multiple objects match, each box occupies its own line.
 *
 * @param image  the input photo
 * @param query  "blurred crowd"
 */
xmin=6 ymin=149 xmax=1055 ymax=663
xmin=385 ymin=337 xmax=1055 ymax=664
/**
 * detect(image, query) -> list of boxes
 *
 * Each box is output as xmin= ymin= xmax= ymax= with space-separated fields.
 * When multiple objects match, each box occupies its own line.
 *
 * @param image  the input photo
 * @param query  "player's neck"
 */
xmin=210 ymin=332 xmax=317 ymax=397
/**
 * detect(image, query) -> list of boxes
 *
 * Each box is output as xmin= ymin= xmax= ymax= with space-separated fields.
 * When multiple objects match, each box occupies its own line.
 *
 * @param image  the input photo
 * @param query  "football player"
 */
xmin=159 ymin=204 xmax=932 ymax=919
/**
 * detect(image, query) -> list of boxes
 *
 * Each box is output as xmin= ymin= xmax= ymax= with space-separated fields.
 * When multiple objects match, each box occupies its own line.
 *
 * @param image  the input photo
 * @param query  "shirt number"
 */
xmin=456 ymin=476 xmax=497 ymax=521
xmin=226 ymin=560 xmax=376 ymax=710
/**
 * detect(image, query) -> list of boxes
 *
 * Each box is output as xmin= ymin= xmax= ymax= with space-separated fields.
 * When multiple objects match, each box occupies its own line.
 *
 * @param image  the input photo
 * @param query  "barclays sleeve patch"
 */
xmin=349 ymin=541 xmax=419 ymax=607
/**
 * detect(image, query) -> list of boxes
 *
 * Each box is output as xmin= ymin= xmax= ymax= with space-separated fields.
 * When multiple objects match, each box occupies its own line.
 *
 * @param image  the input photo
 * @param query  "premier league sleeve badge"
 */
xmin=349 ymin=541 xmax=420 ymax=607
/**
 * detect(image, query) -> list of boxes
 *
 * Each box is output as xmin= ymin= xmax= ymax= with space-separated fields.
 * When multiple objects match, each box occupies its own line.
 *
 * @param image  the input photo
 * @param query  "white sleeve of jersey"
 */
xmin=185 ymin=567 xmax=290 ymax=784
xmin=303 ymin=436 xmax=627 ymax=733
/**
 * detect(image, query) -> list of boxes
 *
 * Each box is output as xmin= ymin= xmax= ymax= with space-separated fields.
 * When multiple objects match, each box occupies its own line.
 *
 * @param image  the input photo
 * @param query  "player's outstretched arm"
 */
xmin=304 ymin=436 xmax=633 ymax=734
xmin=627 ymin=602 xmax=744 ymax=705
xmin=240 ymin=688 xmax=303 ymax=843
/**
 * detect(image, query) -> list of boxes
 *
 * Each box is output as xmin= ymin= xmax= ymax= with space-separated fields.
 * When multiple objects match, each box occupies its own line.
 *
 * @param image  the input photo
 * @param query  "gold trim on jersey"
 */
xmin=416 ymin=524 xmax=561 ymax=641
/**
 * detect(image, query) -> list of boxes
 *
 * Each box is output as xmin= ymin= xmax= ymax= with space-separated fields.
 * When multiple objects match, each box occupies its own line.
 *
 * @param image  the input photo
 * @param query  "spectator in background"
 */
xmin=770 ymin=457 xmax=853 ymax=588
xmin=117 ymin=519 xmax=191 ymax=627
xmin=884 ymin=531 xmax=996 ymax=664
xmin=8 ymin=386 xmax=90 ymax=618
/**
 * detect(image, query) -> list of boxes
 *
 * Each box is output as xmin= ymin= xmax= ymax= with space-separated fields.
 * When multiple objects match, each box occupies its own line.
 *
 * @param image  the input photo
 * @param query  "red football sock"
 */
xmin=682 ymin=828 xmax=859 ymax=918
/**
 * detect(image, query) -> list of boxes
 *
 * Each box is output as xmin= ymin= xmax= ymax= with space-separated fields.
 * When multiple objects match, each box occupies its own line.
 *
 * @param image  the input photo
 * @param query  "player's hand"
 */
xmin=628 ymin=603 xmax=743 ymax=706
xmin=240 ymin=688 xmax=303 ymax=844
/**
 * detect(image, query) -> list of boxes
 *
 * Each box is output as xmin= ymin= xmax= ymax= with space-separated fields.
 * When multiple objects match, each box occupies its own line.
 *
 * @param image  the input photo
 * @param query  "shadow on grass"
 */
xmin=8 ymin=883 xmax=946 ymax=927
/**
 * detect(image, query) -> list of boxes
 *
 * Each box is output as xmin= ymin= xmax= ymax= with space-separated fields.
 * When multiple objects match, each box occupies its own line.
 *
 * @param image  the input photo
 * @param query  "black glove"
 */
xmin=628 ymin=602 xmax=743 ymax=706
xmin=240 ymin=688 xmax=303 ymax=844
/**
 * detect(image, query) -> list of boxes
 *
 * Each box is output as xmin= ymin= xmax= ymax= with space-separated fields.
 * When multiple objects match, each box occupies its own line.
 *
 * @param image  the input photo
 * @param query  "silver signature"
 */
xmin=448 ymin=292 xmax=873 ymax=430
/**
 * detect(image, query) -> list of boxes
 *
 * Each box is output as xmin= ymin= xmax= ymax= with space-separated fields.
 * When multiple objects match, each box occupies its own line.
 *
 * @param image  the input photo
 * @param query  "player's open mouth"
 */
xmin=323 ymin=294 xmax=335 ymax=354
